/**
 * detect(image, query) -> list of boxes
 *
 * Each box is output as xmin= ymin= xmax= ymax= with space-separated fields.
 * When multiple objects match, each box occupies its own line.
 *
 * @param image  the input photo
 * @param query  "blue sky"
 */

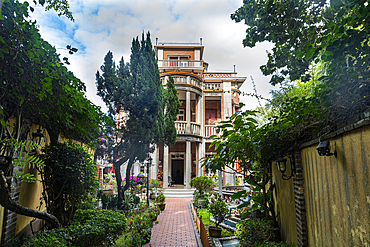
xmin=30 ymin=0 xmax=276 ymax=113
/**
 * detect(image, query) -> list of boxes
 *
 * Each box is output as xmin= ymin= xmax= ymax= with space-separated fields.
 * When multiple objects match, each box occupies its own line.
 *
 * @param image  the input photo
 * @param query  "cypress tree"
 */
xmin=96 ymin=32 xmax=179 ymax=206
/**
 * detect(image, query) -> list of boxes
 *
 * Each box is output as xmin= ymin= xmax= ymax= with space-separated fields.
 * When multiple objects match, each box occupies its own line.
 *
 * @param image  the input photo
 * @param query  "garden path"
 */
xmin=144 ymin=197 xmax=198 ymax=247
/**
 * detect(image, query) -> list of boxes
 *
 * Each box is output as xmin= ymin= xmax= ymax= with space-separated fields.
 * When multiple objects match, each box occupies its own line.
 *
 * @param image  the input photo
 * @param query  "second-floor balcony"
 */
xmin=175 ymin=121 xmax=201 ymax=136
xmin=204 ymin=125 xmax=217 ymax=138
xmin=158 ymin=60 xmax=203 ymax=68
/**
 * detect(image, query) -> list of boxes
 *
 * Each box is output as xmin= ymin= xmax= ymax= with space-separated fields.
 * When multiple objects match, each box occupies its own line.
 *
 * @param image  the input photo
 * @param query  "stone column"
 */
xmin=197 ymin=141 xmax=204 ymax=176
xmin=150 ymin=144 xmax=158 ymax=180
xmin=198 ymin=93 xmax=203 ymax=135
xmin=222 ymin=81 xmax=235 ymax=184
xmin=186 ymin=90 xmax=191 ymax=134
xmin=185 ymin=140 xmax=191 ymax=188
xmin=163 ymin=145 xmax=169 ymax=188
xmin=223 ymin=81 xmax=232 ymax=118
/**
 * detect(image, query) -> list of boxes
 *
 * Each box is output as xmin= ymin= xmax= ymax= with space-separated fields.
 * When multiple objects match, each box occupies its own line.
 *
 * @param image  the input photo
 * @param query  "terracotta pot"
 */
xmin=159 ymin=203 xmax=166 ymax=211
xmin=208 ymin=226 xmax=222 ymax=238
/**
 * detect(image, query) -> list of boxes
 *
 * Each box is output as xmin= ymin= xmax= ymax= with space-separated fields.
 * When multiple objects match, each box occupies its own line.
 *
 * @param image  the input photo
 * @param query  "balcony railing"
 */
xmin=204 ymin=125 xmax=217 ymax=137
xmin=175 ymin=121 xmax=186 ymax=135
xmin=191 ymin=123 xmax=201 ymax=135
xmin=175 ymin=121 xmax=201 ymax=136
xmin=203 ymin=83 xmax=221 ymax=91
xmin=158 ymin=60 xmax=203 ymax=68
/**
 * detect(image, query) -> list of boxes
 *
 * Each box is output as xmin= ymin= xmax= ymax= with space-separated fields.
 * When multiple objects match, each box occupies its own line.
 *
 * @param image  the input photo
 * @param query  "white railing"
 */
xmin=175 ymin=121 xmax=201 ymax=136
xmin=162 ymin=77 xmax=202 ymax=88
xmin=158 ymin=60 xmax=203 ymax=68
xmin=203 ymin=83 xmax=221 ymax=91
xmin=205 ymin=125 xmax=217 ymax=137
xmin=191 ymin=123 xmax=201 ymax=135
xmin=175 ymin=121 xmax=187 ymax=135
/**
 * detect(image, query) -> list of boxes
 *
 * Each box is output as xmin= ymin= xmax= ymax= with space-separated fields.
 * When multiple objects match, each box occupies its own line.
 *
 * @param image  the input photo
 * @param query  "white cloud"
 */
xmin=29 ymin=0 xmax=277 ymax=112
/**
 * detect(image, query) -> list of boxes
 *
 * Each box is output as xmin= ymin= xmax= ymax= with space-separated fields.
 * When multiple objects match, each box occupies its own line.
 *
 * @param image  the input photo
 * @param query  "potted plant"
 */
xmin=156 ymin=192 xmax=166 ymax=211
xmin=190 ymin=176 xmax=214 ymax=207
xmin=208 ymin=196 xmax=229 ymax=238
xmin=149 ymin=179 xmax=162 ymax=199
xmin=149 ymin=205 xmax=160 ymax=221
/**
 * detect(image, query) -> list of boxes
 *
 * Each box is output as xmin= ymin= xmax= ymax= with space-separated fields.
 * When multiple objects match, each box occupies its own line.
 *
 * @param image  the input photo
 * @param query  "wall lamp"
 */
xmin=317 ymin=141 xmax=337 ymax=157
xmin=276 ymin=152 xmax=296 ymax=180
xmin=32 ymin=128 xmax=45 ymax=146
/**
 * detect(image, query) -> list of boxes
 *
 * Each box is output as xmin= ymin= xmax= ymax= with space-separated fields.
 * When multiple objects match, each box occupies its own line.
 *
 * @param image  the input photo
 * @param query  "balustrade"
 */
xmin=203 ymin=83 xmax=221 ymax=91
xmin=191 ymin=123 xmax=201 ymax=135
xmin=204 ymin=125 xmax=217 ymax=137
xmin=158 ymin=60 xmax=202 ymax=68
xmin=175 ymin=121 xmax=201 ymax=136
xmin=175 ymin=121 xmax=186 ymax=135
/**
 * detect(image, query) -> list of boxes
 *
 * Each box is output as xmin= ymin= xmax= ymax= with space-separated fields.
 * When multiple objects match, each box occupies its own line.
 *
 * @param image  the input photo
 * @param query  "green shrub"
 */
xmin=235 ymin=219 xmax=278 ymax=246
xmin=20 ymin=228 xmax=71 ymax=247
xmin=39 ymin=142 xmax=99 ymax=226
xmin=19 ymin=209 xmax=126 ymax=247
xmin=115 ymin=210 xmax=153 ymax=246
xmin=190 ymin=176 xmax=214 ymax=196
xmin=209 ymin=196 xmax=229 ymax=228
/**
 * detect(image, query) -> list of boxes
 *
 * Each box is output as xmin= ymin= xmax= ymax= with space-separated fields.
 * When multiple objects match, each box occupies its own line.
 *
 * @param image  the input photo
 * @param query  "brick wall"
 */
xmin=1 ymin=164 xmax=23 ymax=245
xmin=293 ymin=150 xmax=308 ymax=247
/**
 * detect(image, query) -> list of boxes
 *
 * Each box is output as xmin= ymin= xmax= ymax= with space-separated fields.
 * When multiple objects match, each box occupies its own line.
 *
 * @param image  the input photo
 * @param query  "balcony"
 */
xmin=158 ymin=60 xmax=203 ymax=68
xmin=204 ymin=125 xmax=217 ymax=138
xmin=175 ymin=121 xmax=201 ymax=136
xmin=203 ymin=83 xmax=221 ymax=91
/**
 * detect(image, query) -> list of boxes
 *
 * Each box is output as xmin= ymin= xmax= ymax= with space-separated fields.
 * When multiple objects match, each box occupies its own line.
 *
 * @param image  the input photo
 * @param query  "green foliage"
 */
xmin=95 ymin=32 xmax=180 ymax=206
xmin=231 ymin=0 xmax=326 ymax=85
xmin=39 ymin=142 xmax=99 ymax=226
xmin=115 ymin=209 xmax=153 ymax=246
xmin=0 ymin=138 xmax=44 ymax=184
xmin=0 ymin=0 xmax=105 ymax=147
xmin=232 ymin=0 xmax=370 ymax=124
xmin=193 ymin=190 xmax=211 ymax=208
xmin=149 ymin=178 xmax=162 ymax=197
xmin=235 ymin=219 xmax=278 ymax=246
xmin=190 ymin=176 xmax=215 ymax=196
xmin=120 ymin=193 xmax=140 ymax=212
xmin=197 ymin=208 xmax=234 ymax=238
xmin=101 ymin=194 xmax=118 ymax=210
xmin=19 ymin=209 xmax=126 ymax=247
xmin=208 ymin=195 xmax=229 ymax=228
xmin=156 ymin=192 xmax=166 ymax=204
xmin=163 ymin=75 xmax=181 ymax=145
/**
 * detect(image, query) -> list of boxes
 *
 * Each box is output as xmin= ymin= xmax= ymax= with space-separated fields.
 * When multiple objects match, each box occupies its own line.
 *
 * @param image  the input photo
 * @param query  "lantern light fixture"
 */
xmin=276 ymin=152 xmax=296 ymax=180
xmin=32 ymin=129 xmax=44 ymax=146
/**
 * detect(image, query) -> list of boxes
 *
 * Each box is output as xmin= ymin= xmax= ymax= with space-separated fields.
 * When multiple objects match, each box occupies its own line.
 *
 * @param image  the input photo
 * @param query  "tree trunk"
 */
xmin=0 ymin=171 xmax=60 ymax=228
xmin=113 ymin=157 xmax=128 ymax=208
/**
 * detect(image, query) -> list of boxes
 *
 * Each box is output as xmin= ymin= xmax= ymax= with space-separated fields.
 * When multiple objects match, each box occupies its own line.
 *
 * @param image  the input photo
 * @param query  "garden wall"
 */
xmin=274 ymin=111 xmax=370 ymax=246
xmin=272 ymin=160 xmax=298 ymax=244
xmin=302 ymin=125 xmax=370 ymax=247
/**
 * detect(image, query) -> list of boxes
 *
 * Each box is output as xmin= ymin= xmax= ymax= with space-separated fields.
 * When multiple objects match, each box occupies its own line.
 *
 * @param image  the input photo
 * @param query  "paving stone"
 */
xmin=143 ymin=198 xmax=197 ymax=247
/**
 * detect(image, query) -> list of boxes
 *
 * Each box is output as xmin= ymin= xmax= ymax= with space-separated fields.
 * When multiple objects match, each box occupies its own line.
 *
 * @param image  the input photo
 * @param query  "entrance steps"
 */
xmin=162 ymin=187 xmax=195 ymax=198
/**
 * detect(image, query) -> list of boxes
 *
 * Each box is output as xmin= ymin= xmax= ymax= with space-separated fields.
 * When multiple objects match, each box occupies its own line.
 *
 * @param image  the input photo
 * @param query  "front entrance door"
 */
xmin=171 ymin=159 xmax=184 ymax=185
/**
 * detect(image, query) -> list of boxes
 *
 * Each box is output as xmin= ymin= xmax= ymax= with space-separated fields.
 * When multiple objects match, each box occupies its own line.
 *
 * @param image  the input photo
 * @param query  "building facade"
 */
xmin=148 ymin=39 xmax=246 ymax=188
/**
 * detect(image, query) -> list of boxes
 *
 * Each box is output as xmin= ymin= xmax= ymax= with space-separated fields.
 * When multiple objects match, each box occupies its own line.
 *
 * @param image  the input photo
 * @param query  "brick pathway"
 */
xmin=144 ymin=197 xmax=198 ymax=247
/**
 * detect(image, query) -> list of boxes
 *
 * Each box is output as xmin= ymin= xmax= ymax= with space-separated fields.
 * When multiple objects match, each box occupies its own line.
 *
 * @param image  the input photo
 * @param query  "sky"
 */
xmin=30 ymin=0 xmax=276 ymax=113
